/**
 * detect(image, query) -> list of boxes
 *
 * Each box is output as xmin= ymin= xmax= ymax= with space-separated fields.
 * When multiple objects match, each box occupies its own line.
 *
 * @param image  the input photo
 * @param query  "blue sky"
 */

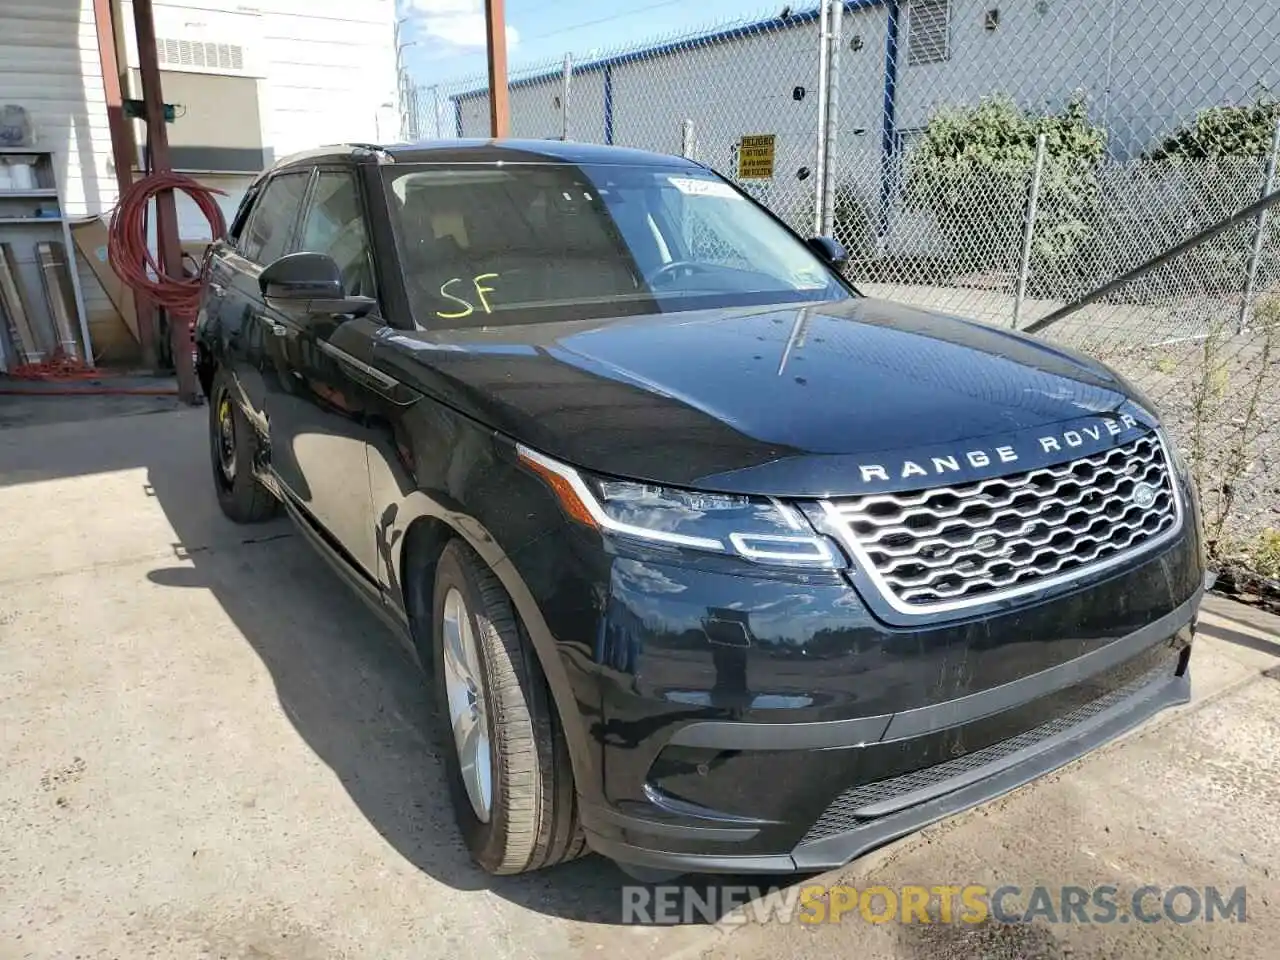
xmin=398 ymin=0 xmax=788 ymax=88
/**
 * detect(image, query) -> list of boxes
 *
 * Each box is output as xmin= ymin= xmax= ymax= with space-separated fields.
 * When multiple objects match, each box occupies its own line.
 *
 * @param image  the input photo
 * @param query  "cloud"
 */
xmin=405 ymin=0 xmax=520 ymax=49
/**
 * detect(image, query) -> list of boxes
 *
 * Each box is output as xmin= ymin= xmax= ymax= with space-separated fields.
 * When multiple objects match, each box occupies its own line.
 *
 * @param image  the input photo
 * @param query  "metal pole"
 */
xmin=681 ymin=119 xmax=695 ymax=159
xmin=394 ymin=18 xmax=407 ymax=140
xmin=812 ymin=0 xmax=831 ymax=235
xmin=431 ymin=85 xmax=442 ymax=139
xmin=484 ymin=0 xmax=510 ymax=137
xmin=410 ymin=83 xmax=423 ymax=140
xmin=1013 ymin=132 xmax=1048 ymax=329
xmin=94 ymin=0 xmax=142 ymax=364
xmin=1239 ymin=115 xmax=1280 ymax=332
xmin=133 ymin=0 xmax=197 ymax=403
xmin=561 ymin=54 xmax=572 ymax=140
xmin=819 ymin=0 xmax=843 ymax=237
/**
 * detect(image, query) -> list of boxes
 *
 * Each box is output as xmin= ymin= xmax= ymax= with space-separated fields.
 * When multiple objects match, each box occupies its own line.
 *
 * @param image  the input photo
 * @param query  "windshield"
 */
xmin=383 ymin=162 xmax=852 ymax=328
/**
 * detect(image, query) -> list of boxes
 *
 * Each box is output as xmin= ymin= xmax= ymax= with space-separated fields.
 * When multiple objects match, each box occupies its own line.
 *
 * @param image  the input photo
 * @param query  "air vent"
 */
xmin=906 ymin=0 xmax=951 ymax=66
xmin=156 ymin=37 xmax=246 ymax=72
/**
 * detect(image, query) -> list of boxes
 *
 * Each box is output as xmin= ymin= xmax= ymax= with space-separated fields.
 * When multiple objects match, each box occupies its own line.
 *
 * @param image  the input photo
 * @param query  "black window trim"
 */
xmin=226 ymin=183 xmax=260 ymax=245
xmin=235 ymin=166 xmax=316 ymax=266
xmin=293 ymin=161 xmax=392 ymax=323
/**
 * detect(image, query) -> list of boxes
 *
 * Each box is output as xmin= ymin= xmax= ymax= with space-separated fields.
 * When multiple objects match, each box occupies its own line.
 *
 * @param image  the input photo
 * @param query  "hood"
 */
xmin=373 ymin=297 xmax=1156 ymax=497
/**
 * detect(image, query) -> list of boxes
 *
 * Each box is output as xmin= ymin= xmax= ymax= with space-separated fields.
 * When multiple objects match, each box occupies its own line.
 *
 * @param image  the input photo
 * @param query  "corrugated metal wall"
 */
xmin=0 ymin=0 xmax=399 ymax=366
xmin=0 ymin=2 xmax=115 ymax=215
xmin=0 ymin=1 xmax=121 ymax=361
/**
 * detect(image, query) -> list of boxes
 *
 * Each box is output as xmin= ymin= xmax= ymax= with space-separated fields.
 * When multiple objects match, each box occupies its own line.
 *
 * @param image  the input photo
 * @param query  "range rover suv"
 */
xmin=196 ymin=139 xmax=1206 ymax=879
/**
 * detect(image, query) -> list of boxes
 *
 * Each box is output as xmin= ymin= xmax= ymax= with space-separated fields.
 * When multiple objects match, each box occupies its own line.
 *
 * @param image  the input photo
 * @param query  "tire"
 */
xmin=208 ymin=366 xmax=279 ymax=524
xmin=430 ymin=540 xmax=586 ymax=874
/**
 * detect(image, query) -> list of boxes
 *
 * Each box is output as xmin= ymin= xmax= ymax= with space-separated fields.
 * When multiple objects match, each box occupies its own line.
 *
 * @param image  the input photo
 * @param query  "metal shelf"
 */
xmin=0 ymin=147 xmax=91 ymax=373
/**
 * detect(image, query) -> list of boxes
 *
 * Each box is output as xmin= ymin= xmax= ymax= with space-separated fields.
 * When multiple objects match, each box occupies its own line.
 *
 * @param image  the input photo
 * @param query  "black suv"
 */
xmin=196 ymin=139 xmax=1206 ymax=879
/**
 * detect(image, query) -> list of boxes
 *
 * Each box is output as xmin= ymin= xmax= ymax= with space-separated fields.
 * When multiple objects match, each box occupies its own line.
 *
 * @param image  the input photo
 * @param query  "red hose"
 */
xmin=107 ymin=172 xmax=227 ymax=315
xmin=6 ymin=173 xmax=226 ymax=383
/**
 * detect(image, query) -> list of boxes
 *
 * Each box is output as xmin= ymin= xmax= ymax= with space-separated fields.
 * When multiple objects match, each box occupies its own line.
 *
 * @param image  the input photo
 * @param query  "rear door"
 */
xmin=262 ymin=165 xmax=384 ymax=578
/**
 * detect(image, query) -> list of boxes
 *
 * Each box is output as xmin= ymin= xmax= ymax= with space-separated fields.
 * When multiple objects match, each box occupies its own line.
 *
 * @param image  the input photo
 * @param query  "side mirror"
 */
xmin=258 ymin=251 xmax=376 ymax=318
xmin=807 ymin=235 xmax=848 ymax=268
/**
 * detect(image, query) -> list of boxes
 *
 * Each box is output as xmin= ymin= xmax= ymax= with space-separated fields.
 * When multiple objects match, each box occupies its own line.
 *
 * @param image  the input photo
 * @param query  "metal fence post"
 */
xmin=812 ymin=0 xmax=831 ymax=235
xmin=408 ymin=83 xmax=422 ymax=140
xmin=819 ymin=0 xmax=843 ymax=237
xmin=680 ymin=119 xmax=695 ymax=159
xmin=1238 ymin=115 xmax=1280 ymax=332
xmin=1012 ymin=132 xmax=1048 ymax=329
xmin=561 ymin=53 xmax=573 ymax=140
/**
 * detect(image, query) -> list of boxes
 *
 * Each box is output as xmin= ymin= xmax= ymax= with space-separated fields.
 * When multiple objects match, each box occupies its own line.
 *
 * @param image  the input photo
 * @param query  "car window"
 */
xmin=297 ymin=170 xmax=375 ymax=299
xmin=382 ymin=162 xmax=849 ymax=329
xmin=237 ymin=171 xmax=311 ymax=264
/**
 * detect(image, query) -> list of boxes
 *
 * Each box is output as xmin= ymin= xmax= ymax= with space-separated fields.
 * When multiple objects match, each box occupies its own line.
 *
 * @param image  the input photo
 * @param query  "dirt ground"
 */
xmin=1 ymin=400 xmax=1279 ymax=960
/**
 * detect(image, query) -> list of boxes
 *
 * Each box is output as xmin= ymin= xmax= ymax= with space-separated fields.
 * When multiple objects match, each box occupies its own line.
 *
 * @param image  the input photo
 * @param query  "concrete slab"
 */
xmin=0 ymin=409 xmax=715 ymax=960
xmin=1 ymin=407 xmax=1278 ymax=960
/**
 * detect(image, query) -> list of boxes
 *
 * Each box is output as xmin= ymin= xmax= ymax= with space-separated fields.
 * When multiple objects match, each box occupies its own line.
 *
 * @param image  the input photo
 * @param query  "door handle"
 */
xmin=253 ymin=312 xmax=289 ymax=338
xmin=208 ymin=281 xmax=225 ymax=295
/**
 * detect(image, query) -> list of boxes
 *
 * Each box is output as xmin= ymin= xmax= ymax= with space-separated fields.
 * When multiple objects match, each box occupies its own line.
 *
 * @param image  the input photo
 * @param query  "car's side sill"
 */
xmin=277 ymin=489 xmax=418 ymax=664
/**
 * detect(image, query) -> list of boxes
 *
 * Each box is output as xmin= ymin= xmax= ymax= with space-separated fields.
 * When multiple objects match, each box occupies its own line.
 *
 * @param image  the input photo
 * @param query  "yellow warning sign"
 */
xmin=737 ymin=134 xmax=776 ymax=179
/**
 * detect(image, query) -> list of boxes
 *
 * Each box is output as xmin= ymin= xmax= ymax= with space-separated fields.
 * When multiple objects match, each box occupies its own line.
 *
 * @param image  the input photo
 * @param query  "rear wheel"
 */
xmin=208 ymin=367 xmax=279 ymax=524
xmin=430 ymin=540 xmax=586 ymax=874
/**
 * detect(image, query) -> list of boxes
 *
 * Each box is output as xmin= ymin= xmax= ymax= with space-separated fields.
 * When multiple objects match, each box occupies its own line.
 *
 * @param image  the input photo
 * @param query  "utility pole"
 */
xmin=133 ymin=0 xmax=197 ymax=403
xmin=394 ymin=17 xmax=419 ymax=142
xmin=484 ymin=0 xmax=510 ymax=137
xmin=430 ymin=84 xmax=442 ymax=139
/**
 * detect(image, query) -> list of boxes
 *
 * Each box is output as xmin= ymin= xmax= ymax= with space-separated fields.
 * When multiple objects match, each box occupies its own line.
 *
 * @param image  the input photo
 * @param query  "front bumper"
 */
xmin=572 ymin=547 xmax=1203 ymax=876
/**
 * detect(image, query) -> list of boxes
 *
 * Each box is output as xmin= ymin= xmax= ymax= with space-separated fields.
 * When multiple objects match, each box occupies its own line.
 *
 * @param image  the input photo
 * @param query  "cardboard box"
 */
xmin=69 ymin=216 xmax=139 ymax=343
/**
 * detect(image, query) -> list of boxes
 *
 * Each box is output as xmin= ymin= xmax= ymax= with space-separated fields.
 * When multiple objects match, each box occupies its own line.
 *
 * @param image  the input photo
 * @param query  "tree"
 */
xmin=906 ymin=93 xmax=1107 ymax=276
xmin=1148 ymin=97 xmax=1280 ymax=161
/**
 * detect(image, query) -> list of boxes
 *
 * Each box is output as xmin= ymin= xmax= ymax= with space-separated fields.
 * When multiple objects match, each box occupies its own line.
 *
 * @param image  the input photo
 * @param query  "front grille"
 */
xmin=826 ymin=432 xmax=1179 ymax=612
xmin=801 ymin=661 xmax=1172 ymax=843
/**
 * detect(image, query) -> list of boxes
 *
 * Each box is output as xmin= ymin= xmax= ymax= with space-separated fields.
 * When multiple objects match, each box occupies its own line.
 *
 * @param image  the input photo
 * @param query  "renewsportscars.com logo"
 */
xmin=622 ymin=884 xmax=1248 ymax=926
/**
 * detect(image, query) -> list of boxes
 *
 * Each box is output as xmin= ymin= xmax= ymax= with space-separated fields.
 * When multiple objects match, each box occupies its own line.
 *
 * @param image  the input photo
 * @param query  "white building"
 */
xmin=450 ymin=0 xmax=1276 ymax=234
xmin=0 ymin=0 xmax=398 ymax=361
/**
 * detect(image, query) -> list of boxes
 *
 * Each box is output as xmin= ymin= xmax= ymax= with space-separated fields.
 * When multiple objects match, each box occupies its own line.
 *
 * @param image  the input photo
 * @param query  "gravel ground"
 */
xmin=1090 ymin=329 xmax=1280 ymax=554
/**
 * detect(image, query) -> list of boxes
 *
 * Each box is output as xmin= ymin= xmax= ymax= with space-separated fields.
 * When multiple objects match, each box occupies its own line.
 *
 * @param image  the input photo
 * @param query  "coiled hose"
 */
xmin=6 ymin=174 xmax=226 ymax=391
xmin=107 ymin=172 xmax=227 ymax=316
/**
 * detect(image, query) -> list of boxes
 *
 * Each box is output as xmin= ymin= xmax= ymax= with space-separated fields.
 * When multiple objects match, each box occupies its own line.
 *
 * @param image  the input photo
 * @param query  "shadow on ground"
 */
xmin=0 ymin=399 xmax=801 ymax=925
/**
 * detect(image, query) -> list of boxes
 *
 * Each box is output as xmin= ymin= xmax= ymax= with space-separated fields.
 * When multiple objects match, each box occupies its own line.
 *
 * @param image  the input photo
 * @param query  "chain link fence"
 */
xmin=414 ymin=0 xmax=1280 ymax=590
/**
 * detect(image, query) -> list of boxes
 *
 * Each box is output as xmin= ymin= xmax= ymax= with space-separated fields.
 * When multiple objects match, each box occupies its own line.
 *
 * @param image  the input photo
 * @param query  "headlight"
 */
xmin=517 ymin=444 xmax=843 ymax=569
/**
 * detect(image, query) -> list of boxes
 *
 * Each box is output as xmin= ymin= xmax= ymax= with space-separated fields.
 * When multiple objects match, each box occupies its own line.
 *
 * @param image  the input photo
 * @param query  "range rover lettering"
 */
xmin=196 ymin=140 xmax=1206 ymax=879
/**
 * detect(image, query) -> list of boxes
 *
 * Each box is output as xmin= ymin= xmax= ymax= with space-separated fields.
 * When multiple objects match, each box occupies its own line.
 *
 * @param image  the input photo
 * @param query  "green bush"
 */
xmin=1135 ymin=97 xmax=1280 ymax=296
xmin=906 ymin=94 xmax=1107 ymax=277
xmin=1148 ymin=97 xmax=1280 ymax=161
xmin=831 ymin=183 xmax=878 ymax=268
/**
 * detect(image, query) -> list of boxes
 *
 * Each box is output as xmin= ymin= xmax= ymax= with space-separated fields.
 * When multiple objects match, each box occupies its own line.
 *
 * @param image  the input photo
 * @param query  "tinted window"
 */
xmin=238 ymin=171 xmax=310 ymax=264
xmin=297 ymin=171 xmax=374 ymax=298
xmin=383 ymin=163 xmax=849 ymax=329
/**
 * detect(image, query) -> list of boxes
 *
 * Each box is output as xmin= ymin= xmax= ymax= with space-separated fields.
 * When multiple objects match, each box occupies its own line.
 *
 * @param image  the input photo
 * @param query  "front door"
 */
xmin=264 ymin=167 xmax=383 ymax=579
xmin=219 ymin=170 xmax=311 ymax=427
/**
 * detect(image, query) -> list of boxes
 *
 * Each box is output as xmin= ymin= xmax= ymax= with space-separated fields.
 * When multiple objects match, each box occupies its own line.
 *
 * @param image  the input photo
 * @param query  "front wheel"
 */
xmin=208 ymin=367 xmax=279 ymax=524
xmin=430 ymin=541 xmax=585 ymax=874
